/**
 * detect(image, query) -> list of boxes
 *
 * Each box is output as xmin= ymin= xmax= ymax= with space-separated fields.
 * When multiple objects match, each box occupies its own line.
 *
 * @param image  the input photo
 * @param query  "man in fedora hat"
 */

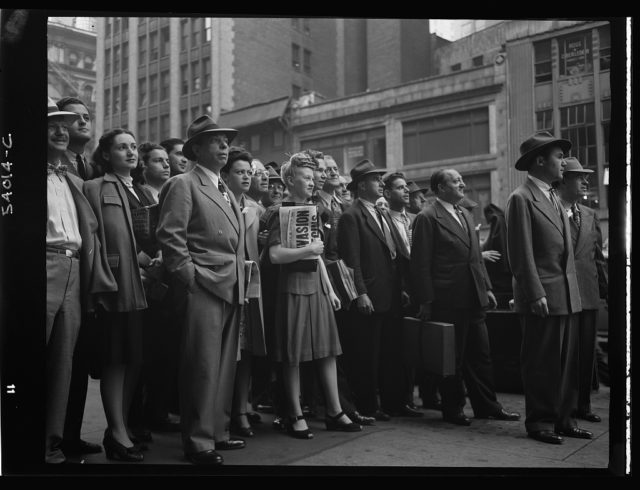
xmin=410 ymin=168 xmax=520 ymax=426
xmin=156 ymin=115 xmax=247 ymax=465
xmin=555 ymin=157 xmax=608 ymax=424
xmin=46 ymin=97 xmax=116 ymax=463
xmin=407 ymin=181 xmax=428 ymax=215
xmin=506 ymin=130 xmax=589 ymax=444
xmin=336 ymin=159 xmax=406 ymax=421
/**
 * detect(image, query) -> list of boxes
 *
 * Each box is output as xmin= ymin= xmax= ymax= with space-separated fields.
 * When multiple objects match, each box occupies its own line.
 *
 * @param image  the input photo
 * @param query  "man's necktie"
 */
xmin=454 ymin=205 xmax=469 ymax=235
xmin=218 ymin=180 xmax=231 ymax=207
xmin=76 ymin=154 xmax=87 ymax=180
xmin=402 ymin=213 xmax=413 ymax=247
xmin=47 ymin=162 xmax=67 ymax=176
xmin=375 ymin=206 xmax=396 ymax=259
xmin=572 ymin=203 xmax=582 ymax=228
xmin=548 ymin=188 xmax=563 ymax=218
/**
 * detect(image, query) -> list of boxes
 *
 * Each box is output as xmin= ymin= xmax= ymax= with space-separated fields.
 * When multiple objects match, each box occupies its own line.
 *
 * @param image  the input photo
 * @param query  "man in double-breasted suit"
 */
xmin=506 ymin=131 xmax=591 ymax=444
xmin=556 ymin=157 xmax=608 ymax=423
xmin=156 ymin=116 xmax=246 ymax=465
xmin=45 ymin=98 xmax=117 ymax=463
xmin=410 ymin=169 xmax=519 ymax=426
xmin=336 ymin=159 xmax=406 ymax=421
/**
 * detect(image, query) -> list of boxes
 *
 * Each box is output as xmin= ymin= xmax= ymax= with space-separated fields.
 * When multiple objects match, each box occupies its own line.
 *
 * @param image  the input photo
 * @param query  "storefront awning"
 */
xmin=218 ymin=96 xmax=290 ymax=129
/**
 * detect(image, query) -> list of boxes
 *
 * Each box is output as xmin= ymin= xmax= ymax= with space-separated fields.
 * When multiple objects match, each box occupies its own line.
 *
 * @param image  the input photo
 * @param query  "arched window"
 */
xmin=83 ymin=84 xmax=94 ymax=102
xmin=84 ymin=55 xmax=94 ymax=71
xmin=68 ymin=51 xmax=79 ymax=67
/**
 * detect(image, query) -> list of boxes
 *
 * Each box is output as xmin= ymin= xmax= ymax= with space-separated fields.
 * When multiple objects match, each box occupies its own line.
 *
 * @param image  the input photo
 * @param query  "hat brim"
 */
xmin=564 ymin=168 xmax=594 ymax=174
xmin=48 ymin=111 xmax=80 ymax=125
xmin=183 ymin=128 xmax=238 ymax=161
xmin=346 ymin=168 xmax=388 ymax=190
xmin=515 ymin=138 xmax=572 ymax=171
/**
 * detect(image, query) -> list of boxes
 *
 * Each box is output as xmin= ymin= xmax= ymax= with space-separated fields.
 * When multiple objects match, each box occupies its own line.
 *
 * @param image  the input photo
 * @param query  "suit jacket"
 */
xmin=57 ymin=173 xmax=118 ymax=312
xmin=83 ymin=173 xmax=149 ymax=312
xmin=572 ymin=204 xmax=608 ymax=310
xmin=156 ymin=166 xmax=246 ymax=305
xmin=61 ymin=151 xmax=100 ymax=181
xmin=410 ymin=200 xmax=491 ymax=309
xmin=505 ymin=178 xmax=582 ymax=316
xmin=336 ymin=199 xmax=401 ymax=312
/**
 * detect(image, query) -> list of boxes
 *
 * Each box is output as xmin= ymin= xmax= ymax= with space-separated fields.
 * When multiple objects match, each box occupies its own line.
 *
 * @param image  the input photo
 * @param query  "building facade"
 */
xmin=47 ymin=17 xmax=97 ymax=114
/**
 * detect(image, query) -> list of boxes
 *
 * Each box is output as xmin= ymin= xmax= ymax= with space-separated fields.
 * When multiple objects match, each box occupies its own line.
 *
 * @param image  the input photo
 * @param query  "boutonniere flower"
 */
xmin=242 ymin=207 xmax=250 ymax=215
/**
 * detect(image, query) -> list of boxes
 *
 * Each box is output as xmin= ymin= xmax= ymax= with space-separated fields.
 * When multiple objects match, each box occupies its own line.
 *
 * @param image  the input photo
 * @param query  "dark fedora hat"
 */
xmin=346 ymin=159 xmax=387 ymax=190
xmin=563 ymin=156 xmax=594 ymax=174
xmin=407 ymin=181 xmax=428 ymax=195
xmin=183 ymin=115 xmax=238 ymax=161
xmin=515 ymin=131 xmax=572 ymax=171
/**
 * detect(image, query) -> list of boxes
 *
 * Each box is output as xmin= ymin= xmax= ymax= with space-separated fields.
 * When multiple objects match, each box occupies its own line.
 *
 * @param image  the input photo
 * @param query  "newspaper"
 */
xmin=278 ymin=205 xmax=320 ymax=249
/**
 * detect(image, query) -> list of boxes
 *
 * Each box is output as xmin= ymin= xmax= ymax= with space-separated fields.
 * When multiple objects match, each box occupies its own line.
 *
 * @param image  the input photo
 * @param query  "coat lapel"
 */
xmin=573 ymin=203 xmax=591 ymax=256
xmin=193 ymin=167 xmax=239 ymax=233
xmin=525 ymin=179 xmax=564 ymax=235
xmin=357 ymin=199 xmax=387 ymax=247
xmin=103 ymin=173 xmax=136 ymax=241
xmin=434 ymin=200 xmax=470 ymax=248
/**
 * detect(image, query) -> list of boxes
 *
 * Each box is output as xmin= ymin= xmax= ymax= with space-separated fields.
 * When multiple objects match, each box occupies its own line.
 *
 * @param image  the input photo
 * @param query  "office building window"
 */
xmin=291 ymin=18 xmax=299 ymax=30
xmin=160 ymin=70 xmax=170 ymax=101
xmin=191 ymin=106 xmax=199 ymax=120
xmin=84 ymin=55 xmax=94 ymax=71
xmin=122 ymin=41 xmax=128 ymax=71
xmin=599 ymin=25 xmax=611 ymax=71
xmin=138 ymin=77 xmax=147 ymax=106
xmin=114 ymin=17 xmax=120 ymax=36
xmin=251 ymin=134 xmax=260 ymax=152
xmin=303 ymin=49 xmax=311 ymax=75
xmin=160 ymin=27 xmax=170 ymax=58
xmin=149 ymin=117 xmax=158 ymax=142
xmin=112 ymin=86 xmax=120 ymax=113
xmin=191 ymin=61 xmax=201 ymax=91
xmin=180 ymin=19 xmax=188 ymax=51
xmin=204 ymin=18 xmax=212 ymax=42
xmin=122 ymin=83 xmax=128 ymax=112
xmin=534 ymin=40 xmax=552 ymax=83
xmin=302 ymin=18 xmax=310 ymax=35
xmin=113 ymin=45 xmax=120 ymax=72
xmin=558 ymin=31 xmax=593 ymax=77
xmin=149 ymin=31 xmax=159 ymax=61
xmin=451 ymin=63 xmax=461 ymax=72
xmin=203 ymin=58 xmax=211 ymax=89
xmin=536 ymin=109 xmax=554 ymax=132
xmin=273 ymin=129 xmax=284 ymax=148
xmin=292 ymin=43 xmax=301 ymax=71
xmin=181 ymin=64 xmax=189 ymax=95
xmin=105 ymin=48 xmax=111 ymax=74
xmin=138 ymin=34 xmax=146 ymax=65
xmin=104 ymin=88 xmax=110 ymax=115
xmin=181 ymin=109 xmax=189 ymax=137
xmin=472 ymin=55 xmax=483 ymax=67
xmin=138 ymin=119 xmax=147 ymax=142
xmin=160 ymin=114 xmax=170 ymax=140
xmin=149 ymin=74 xmax=158 ymax=104
xmin=602 ymin=99 xmax=610 ymax=163
xmin=48 ymin=44 xmax=64 ymax=63
xmin=68 ymin=52 xmax=79 ymax=67
xmin=403 ymin=108 xmax=490 ymax=164
xmin=560 ymin=103 xmax=596 ymax=165
xmin=292 ymin=84 xmax=301 ymax=99
xmin=83 ymin=84 xmax=93 ymax=103
xmin=105 ymin=18 xmax=111 ymax=38
xmin=191 ymin=18 xmax=201 ymax=46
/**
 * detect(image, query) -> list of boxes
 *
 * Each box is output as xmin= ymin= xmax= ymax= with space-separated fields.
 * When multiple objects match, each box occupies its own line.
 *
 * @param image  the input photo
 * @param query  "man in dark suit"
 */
xmin=54 ymin=96 xmax=105 ymax=457
xmin=46 ymin=98 xmax=117 ymax=463
xmin=410 ymin=169 xmax=520 ymax=426
xmin=555 ymin=157 xmax=608 ymax=423
xmin=336 ymin=159 xmax=407 ymax=421
xmin=506 ymin=131 xmax=590 ymax=444
xmin=156 ymin=116 xmax=246 ymax=465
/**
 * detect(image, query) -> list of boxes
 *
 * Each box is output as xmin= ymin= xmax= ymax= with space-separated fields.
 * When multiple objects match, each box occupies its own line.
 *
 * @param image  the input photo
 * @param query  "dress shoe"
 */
xmin=363 ymin=410 xmax=391 ymax=422
xmin=390 ymin=404 xmax=425 ymax=418
xmin=325 ymin=411 xmax=362 ymax=432
xmin=60 ymin=439 xmax=103 ymax=455
xmin=475 ymin=408 xmax=521 ymax=421
xmin=576 ymin=411 xmax=602 ymax=423
xmin=346 ymin=411 xmax=375 ymax=426
xmin=557 ymin=427 xmax=593 ymax=439
xmin=528 ymin=430 xmax=564 ymax=445
xmin=103 ymin=429 xmax=144 ymax=462
xmin=443 ymin=412 xmax=471 ymax=426
xmin=215 ymin=438 xmax=246 ymax=450
xmin=230 ymin=414 xmax=255 ymax=437
xmin=186 ymin=449 xmax=224 ymax=465
xmin=272 ymin=415 xmax=286 ymax=431
xmin=285 ymin=415 xmax=314 ymax=439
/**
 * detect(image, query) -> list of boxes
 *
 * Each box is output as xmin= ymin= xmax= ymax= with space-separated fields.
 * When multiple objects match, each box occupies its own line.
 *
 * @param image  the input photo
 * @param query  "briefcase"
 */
xmin=402 ymin=317 xmax=456 ymax=376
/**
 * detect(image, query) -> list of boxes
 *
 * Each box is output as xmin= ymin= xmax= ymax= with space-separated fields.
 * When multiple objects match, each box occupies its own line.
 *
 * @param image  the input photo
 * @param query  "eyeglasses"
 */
xmin=251 ymin=169 xmax=270 ymax=177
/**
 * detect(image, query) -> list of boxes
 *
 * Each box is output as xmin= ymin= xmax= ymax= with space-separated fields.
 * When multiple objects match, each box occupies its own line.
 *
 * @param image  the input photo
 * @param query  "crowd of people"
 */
xmin=46 ymin=95 xmax=608 ymax=465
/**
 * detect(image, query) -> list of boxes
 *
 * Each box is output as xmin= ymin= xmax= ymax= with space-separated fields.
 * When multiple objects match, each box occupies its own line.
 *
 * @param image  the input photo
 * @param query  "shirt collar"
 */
xmin=118 ymin=174 xmax=134 ymax=187
xmin=388 ymin=208 xmax=407 ymax=219
xmin=359 ymin=198 xmax=377 ymax=212
xmin=197 ymin=164 xmax=220 ymax=187
xmin=317 ymin=189 xmax=333 ymax=205
xmin=65 ymin=148 xmax=81 ymax=161
xmin=436 ymin=197 xmax=457 ymax=213
xmin=527 ymin=174 xmax=553 ymax=193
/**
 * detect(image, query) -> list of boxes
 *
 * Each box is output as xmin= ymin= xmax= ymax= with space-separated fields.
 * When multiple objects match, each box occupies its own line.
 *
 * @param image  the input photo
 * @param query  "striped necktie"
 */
xmin=375 ymin=206 xmax=396 ymax=259
xmin=572 ymin=203 xmax=582 ymax=228
xmin=76 ymin=154 xmax=87 ymax=180
xmin=454 ymin=205 xmax=469 ymax=234
xmin=548 ymin=188 xmax=563 ymax=218
xmin=218 ymin=180 xmax=231 ymax=207
xmin=402 ymin=213 xmax=412 ymax=247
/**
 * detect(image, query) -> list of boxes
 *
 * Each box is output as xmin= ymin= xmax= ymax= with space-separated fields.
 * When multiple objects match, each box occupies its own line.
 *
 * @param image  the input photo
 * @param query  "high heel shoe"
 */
xmin=325 ymin=411 xmax=362 ymax=432
xmin=230 ymin=413 xmax=255 ymax=438
xmin=103 ymin=429 xmax=144 ymax=462
xmin=286 ymin=415 xmax=314 ymax=439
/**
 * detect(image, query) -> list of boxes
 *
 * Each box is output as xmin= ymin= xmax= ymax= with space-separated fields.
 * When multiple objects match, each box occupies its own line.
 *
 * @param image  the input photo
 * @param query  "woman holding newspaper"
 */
xmin=265 ymin=152 xmax=362 ymax=439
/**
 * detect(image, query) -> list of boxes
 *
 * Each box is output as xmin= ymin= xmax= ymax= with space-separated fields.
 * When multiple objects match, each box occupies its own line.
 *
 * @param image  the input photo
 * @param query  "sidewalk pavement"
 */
xmin=69 ymin=379 xmax=610 ymax=472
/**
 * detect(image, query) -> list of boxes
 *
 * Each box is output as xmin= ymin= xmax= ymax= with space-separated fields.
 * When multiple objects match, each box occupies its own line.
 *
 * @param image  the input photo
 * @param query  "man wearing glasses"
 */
xmin=247 ymin=158 xmax=269 ymax=211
